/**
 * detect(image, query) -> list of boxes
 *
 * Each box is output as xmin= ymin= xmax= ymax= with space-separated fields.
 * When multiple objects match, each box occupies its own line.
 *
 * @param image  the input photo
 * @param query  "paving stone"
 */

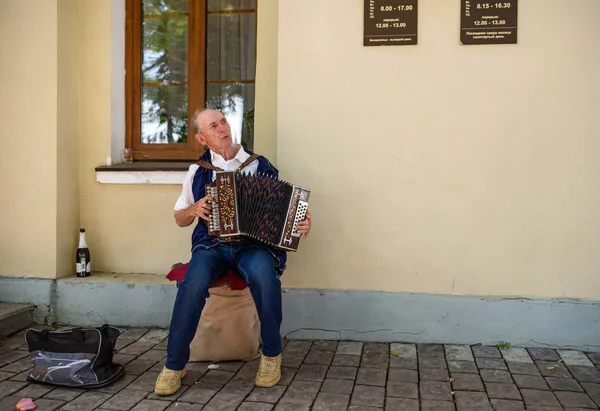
xmin=0 ymin=350 xmax=29 ymax=366
xmin=420 ymin=400 xmax=455 ymax=411
xmin=180 ymin=371 xmax=204 ymax=387
xmin=451 ymin=372 xmax=484 ymax=391
xmin=61 ymin=392 xmax=113 ymax=411
xmin=321 ymin=378 xmax=354 ymax=395
xmin=120 ymin=328 xmax=149 ymax=340
xmin=199 ymin=370 xmax=235 ymax=385
xmin=545 ymin=376 xmax=584 ymax=392
xmin=247 ymin=385 xmax=287 ymax=403
xmin=304 ymin=350 xmax=334 ymax=366
xmin=387 ymin=369 xmax=418 ymax=383
xmin=417 ymin=344 xmax=445 ymax=358
xmin=347 ymin=406 xmax=383 ymax=411
xmin=138 ymin=350 xmax=167 ymax=362
xmin=472 ymin=346 xmax=502 ymax=358
xmin=476 ymin=358 xmax=507 ymax=370
xmin=280 ymin=352 xmax=305 ymax=368
xmin=153 ymin=339 xmax=168 ymax=351
xmin=356 ymin=367 xmax=386 ymax=386
xmin=384 ymin=397 xmax=419 ymax=411
xmin=120 ymin=342 xmax=156 ymax=356
xmin=361 ymin=351 xmax=389 ymax=368
xmin=489 ymin=399 xmax=525 ymax=411
xmin=364 ymin=342 xmax=389 ymax=353
xmin=448 ymin=360 xmax=478 ymax=374
xmin=0 ymin=336 xmax=26 ymax=351
xmin=0 ymin=357 xmax=32 ymax=373
xmin=13 ymin=384 xmax=54 ymax=399
xmin=555 ymin=391 xmax=598 ymax=409
xmin=386 ymin=381 xmax=418 ymax=399
xmin=8 ymin=370 xmax=29 ymax=382
xmin=284 ymin=380 xmax=321 ymax=400
xmin=165 ymin=403 xmax=206 ymax=411
xmin=100 ymin=389 xmax=148 ymax=410
xmin=283 ymin=340 xmax=312 ymax=354
xmin=525 ymin=407 xmax=563 ymax=411
xmin=312 ymin=392 xmax=349 ymax=410
xmin=115 ymin=339 xmax=134 ymax=351
xmin=219 ymin=377 xmax=254 ymax=396
xmin=312 ymin=340 xmax=339 ymax=351
xmin=273 ymin=398 xmax=312 ymax=411
xmin=98 ymin=374 xmax=137 ymax=394
xmin=146 ymin=385 xmax=190 ymax=401
xmin=336 ymin=341 xmax=363 ymax=356
xmin=295 ymin=364 xmax=328 ymax=382
xmin=454 ymin=391 xmax=493 ymax=410
xmin=237 ymin=403 xmax=274 ymax=411
xmin=513 ymin=374 xmax=549 ymax=390
xmin=0 ymin=381 xmax=27 ymax=399
xmin=586 ymin=353 xmax=600 ymax=366
xmin=202 ymin=391 xmax=246 ymax=410
xmin=521 ymin=389 xmax=561 ymax=406
xmin=211 ymin=361 xmax=244 ymax=372
xmin=278 ymin=367 xmax=296 ymax=386
xmin=420 ymin=367 xmax=449 ymax=382
xmin=528 ymin=348 xmax=561 ymax=361
xmin=0 ymin=371 xmax=14 ymax=382
xmin=559 ymin=350 xmax=596 ymax=367
xmin=418 ymin=357 xmax=447 ymax=369
xmin=177 ymin=382 xmax=221 ymax=404
xmin=569 ymin=365 xmax=600 ymax=383
xmin=114 ymin=353 xmax=138 ymax=366
xmin=419 ymin=381 xmax=452 ymax=401
xmin=506 ymin=361 xmax=540 ymax=375
xmin=444 ymin=345 xmax=474 ymax=361
xmin=581 ymin=382 xmax=600 ymax=405
xmin=43 ymin=387 xmax=85 ymax=401
xmin=351 ymin=385 xmax=385 ymax=407
xmin=130 ymin=399 xmax=170 ymax=411
xmin=479 ymin=369 xmax=512 ymax=384
xmin=332 ymin=354 xmax=360 ymax=367
xmin=128 ymin=371 xmax=160 ymax=392
xmin=536 ymin=361 xmax=572 ymax=378
xmin=389 ymin=357 xmax=417 ymax=370
xmin=501 ymin=347 xmax=533 ymax=363
xmin=0 ymin=396 xmax=21 ymax=410
xmin=325 ymin=366 xmax=357 ymax=381
xmin=138 ymin=330 xmax=169 ymax=344
xmin=126 ymin=359 xmax=159 ymax=376
xmin=390 ymin=343 xmax=416 ymax=358
xmin=28 ymin=398 xmax=65 ymax=410
xmin=485 ymin=383 xmax=521 ymax=400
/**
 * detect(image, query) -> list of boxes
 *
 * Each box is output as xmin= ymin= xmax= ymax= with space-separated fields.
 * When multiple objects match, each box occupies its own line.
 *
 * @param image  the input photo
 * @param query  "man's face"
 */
xmin=194 ymin=110 xmax=232 ymax=152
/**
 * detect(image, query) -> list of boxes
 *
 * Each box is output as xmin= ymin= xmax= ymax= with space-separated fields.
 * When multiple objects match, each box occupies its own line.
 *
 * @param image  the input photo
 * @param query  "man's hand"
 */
xmin=174 ymin=196 xmax=214 ymax=227
xmin=296 ymin=212 xmax=312 ymax=239
xmin=188 ymin=196 xmax=214 ymax=222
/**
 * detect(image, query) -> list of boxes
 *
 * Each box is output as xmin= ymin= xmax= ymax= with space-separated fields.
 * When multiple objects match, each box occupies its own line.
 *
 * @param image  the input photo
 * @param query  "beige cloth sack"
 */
xmin=189 ymin=285 xmax=261 ymax=362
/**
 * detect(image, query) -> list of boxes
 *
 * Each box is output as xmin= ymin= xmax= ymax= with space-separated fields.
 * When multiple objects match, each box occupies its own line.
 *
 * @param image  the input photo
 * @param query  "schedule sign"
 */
xmin=364 ymin=0 xmax=418 ymax=46
xmin=461 ymin=0 xmax=518 ymax=45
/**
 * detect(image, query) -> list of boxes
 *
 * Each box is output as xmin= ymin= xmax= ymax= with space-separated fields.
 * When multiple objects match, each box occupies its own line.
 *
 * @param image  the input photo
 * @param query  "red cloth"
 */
xmin=166 ymin=264 xmax=248 ymax=291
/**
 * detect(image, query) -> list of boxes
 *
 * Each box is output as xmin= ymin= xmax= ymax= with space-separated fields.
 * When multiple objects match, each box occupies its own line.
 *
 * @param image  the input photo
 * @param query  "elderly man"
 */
xmin=155 ymin=109 xmax=312 ymax=395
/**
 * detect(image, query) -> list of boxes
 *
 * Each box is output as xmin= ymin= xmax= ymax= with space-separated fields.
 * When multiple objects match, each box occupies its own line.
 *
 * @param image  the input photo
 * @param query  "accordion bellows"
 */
xmin=206 ymin=171 xmax=311 ymax=251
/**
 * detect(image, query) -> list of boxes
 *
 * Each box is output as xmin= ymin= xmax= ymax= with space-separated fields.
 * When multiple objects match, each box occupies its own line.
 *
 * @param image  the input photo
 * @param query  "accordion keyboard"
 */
xmin=207 ymin=186 xmax=219 ymax=234
xmin=292 ymin=200 xmax=309 ymax=236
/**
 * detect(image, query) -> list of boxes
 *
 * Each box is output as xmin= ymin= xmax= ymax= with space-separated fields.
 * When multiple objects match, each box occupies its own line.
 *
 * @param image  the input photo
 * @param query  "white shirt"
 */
xmin=174 ymin=146 xmax=259 ymax=211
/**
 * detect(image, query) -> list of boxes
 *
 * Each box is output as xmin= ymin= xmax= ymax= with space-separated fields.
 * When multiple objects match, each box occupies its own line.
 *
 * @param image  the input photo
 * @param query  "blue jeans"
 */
xmin=166 ymin=241 xmax=283 ymax=370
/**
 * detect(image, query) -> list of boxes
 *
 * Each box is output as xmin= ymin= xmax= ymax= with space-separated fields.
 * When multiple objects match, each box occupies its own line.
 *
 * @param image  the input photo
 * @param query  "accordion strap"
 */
xmin=195 ymin=153 xmax=260 ymax=174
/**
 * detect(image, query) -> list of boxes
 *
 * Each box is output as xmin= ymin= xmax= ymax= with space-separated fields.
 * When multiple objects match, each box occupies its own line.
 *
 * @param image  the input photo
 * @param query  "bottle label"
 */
xmin=86 ymin=262 xmax=91 ymax=273
xmin=76 ymin=263 xmax=82 ymax=273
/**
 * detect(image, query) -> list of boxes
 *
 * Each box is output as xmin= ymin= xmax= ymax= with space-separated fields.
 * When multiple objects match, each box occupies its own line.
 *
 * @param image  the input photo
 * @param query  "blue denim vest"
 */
xmin=190 ymin=149 xmax=288 ymax=274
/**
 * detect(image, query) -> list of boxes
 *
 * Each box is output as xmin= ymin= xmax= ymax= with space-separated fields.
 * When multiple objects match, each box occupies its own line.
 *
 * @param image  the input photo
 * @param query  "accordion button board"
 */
xmin=206 ymin=171 xmax=311 ymax=251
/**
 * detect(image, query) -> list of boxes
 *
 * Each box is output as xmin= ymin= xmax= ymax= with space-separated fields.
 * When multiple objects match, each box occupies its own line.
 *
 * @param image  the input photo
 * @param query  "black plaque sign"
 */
xmin=364 ymin=0 xmax=418 ymax=46
xmin=461 ymin=0 xmax=518 ymax=45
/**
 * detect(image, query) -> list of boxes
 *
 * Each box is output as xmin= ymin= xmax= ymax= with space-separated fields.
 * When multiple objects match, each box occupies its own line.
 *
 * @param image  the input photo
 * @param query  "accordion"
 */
xmin=205 ymin=171 xmax=311 ymax=251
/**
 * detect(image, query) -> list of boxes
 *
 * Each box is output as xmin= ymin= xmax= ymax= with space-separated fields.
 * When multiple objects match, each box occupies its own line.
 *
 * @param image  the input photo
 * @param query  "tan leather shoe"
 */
xmin=154 ymin=366 xmax=187 ymax=395
xmin=255 ymin=354 xmax=281 ymax=387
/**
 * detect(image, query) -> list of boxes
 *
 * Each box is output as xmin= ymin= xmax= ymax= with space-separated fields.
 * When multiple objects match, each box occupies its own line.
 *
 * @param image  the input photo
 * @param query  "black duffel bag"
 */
xmin=25 ymin=324 xmax=125 ymax=388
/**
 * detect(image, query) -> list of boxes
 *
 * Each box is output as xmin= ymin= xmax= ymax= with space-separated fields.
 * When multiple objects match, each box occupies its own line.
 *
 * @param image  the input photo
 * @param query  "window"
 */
xmin=126 ymin=0 xmax=257 ymax=160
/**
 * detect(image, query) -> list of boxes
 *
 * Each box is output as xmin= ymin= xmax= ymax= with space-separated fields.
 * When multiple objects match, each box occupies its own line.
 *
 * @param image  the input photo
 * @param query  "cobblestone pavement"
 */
xmin=1 ymin=329 xmax=600 ymax=410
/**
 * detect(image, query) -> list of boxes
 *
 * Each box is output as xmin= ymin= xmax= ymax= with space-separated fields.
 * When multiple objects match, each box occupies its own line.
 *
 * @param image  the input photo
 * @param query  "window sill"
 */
xmin=95 ymin=161 xmax=191 ymax=185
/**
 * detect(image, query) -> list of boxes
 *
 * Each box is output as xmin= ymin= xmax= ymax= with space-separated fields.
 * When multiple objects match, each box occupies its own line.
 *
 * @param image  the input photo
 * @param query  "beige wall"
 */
xmin=277 ymin=0 xmax=600 ymax=299
xmin=0 ymin=1 xmax=59 ymax=278
xmin=57 ymin=0 xmax=81 ymax=278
